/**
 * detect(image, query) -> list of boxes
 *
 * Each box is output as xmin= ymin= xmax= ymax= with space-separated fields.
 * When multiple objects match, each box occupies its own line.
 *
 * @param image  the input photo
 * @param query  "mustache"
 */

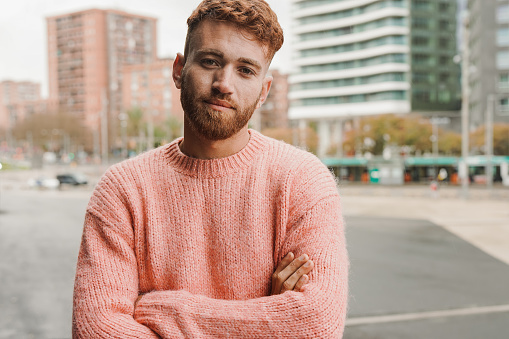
xmin=205 ymin=93 xmax=237 ymax=110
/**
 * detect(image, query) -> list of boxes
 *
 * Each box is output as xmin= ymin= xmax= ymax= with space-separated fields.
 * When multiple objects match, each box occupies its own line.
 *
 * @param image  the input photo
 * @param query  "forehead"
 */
xmin=188 ymin=20 xmax=271 ymax=69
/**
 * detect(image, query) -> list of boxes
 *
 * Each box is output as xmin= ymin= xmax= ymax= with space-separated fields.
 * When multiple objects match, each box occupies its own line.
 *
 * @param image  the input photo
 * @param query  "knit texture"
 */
xmin=72 ymin=130 xmax=348 ymax=338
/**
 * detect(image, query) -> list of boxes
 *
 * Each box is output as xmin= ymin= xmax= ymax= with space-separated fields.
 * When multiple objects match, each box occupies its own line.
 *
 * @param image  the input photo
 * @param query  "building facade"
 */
xmin=0 ymin=81 xmax=48 ymax=129
xmin=252 ymin=69 xmax=289 ymax=131
xmin=122 ymin=57 xmax=184 ymax=142
xmin=410 ymin=0 xmax=461 ymax=112
xmin=467 ymin=0 xmax=509 ymax=127
xmin=289 ymin=0 xmax=461 ymax=157
xmin=46 ymin=9 xmax=157 ymax=147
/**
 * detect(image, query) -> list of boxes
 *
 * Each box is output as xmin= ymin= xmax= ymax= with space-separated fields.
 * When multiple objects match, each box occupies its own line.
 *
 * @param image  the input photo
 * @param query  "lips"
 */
xmin=205 ymin=98 xmax=235 ymax=110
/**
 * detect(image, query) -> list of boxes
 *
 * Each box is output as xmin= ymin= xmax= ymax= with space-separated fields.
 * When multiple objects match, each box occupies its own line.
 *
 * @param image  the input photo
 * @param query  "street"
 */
xmin=0 ymin=181 xmax=508 ymax=338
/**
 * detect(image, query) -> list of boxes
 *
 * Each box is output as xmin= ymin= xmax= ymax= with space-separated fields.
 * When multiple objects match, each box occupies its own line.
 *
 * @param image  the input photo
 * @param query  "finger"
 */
xmin=271 ymin=252 xmax=294 ymax=295
xmin=278 ymin=254 xmax=308 ymax=282
xmin=294 ymin=274 xmax=309 ymax=292
xmin=274 ymin=254 xmax=309 ymax=294
xmin=280 ymin=260 xmax=313 ymax=293
xmin=273 ymin=252 xmax=294 ymax=277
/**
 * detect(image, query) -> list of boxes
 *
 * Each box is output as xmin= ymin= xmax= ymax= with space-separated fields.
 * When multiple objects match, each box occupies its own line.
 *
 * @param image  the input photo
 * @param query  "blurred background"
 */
xmin=1 ymin=0 xmax=509 ymax=338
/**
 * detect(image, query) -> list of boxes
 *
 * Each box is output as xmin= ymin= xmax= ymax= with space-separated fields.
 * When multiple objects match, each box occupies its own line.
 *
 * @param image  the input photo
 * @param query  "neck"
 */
xmin=179 ymin=123 xmax=251 ymax=160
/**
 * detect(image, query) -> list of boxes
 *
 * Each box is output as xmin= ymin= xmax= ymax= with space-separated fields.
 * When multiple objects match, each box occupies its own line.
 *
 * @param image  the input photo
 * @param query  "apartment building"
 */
xmin=46 ymin=9 xmax=157 ymax=145
xmin=0 ymin=81 xmax=49 ymax=129
xmin=467 ymin=0 xmax=509 ymax=127
xmin=289 ymin=0 xmax=460 ymax=156
xmin=122 ymin=57 xmax=183 ymax=129
xmin=252 ymin=69 xmax=289 ymax=131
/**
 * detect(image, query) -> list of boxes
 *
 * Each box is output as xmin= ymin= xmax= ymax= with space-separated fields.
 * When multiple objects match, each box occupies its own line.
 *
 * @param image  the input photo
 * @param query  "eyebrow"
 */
xmin=196 ymin=48 xmax=262 ymax=71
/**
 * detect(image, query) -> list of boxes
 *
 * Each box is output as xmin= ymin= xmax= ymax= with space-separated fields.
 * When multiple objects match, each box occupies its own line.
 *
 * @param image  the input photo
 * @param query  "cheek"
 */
xmin=240 ymin=81 xmax=263 ymax=99
xmin=186 ymin=69 xmax=210 ymax=90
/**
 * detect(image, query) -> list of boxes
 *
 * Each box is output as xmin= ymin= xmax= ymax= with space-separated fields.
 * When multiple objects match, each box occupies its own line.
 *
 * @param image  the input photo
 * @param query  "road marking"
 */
xmin=346 ymin=304 xmax=509 ymax=326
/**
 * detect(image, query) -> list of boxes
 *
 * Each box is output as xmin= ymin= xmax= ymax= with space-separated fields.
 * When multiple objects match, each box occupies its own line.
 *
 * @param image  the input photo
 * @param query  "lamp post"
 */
xmin=119 ymin=112 xmax=128 ymax=159
xmin=486 ymin=94 xmax=495 ymax=190
xmin=460 ymin=11 xmax=470 ymax=198
xmin=0 ymin=162 xmax=3 ymax=213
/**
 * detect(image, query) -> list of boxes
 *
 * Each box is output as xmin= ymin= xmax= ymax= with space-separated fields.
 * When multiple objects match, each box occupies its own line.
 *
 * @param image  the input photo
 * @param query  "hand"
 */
xmin=271 ymin=252 xmax=314 ymax=295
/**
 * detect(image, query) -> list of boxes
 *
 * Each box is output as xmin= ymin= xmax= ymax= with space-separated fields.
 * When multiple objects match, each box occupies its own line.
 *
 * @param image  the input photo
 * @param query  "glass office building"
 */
xmin=289 ymin=0 xmax=460 ymax=122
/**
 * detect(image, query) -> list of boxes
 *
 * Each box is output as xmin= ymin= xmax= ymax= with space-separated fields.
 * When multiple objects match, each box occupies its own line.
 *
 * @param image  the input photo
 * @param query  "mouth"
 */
xmin=204 ymin=99 xmax=235 ymax=111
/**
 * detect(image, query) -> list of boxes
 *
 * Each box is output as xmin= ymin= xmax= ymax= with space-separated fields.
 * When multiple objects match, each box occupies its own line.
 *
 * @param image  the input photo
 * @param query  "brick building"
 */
xmin=46 ymin=9 xmax=158 ymax=147
xmin=0 ymin=81 xmax=54 ymax=129
xmin=122 ymin=57 xmax=183 ymax=133
xmin=252 ymin=69 xmax=289 ymax=131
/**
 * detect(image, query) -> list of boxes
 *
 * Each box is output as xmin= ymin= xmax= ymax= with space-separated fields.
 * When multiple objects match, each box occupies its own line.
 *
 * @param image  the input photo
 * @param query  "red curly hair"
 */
xmin=184 ymin=0 xmax=284 ymax=61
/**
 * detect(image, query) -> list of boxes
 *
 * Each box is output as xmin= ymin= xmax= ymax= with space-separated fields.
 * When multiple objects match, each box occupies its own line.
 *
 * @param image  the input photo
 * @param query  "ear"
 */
xmin=173 ymin=53 xmax=185 ymax=89
xmin=256 ymin=76 xmax=273 ymax=109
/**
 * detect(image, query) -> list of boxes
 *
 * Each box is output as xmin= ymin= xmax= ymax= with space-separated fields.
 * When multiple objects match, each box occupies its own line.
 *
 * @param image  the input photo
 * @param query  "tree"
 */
xmin=262 ymin=126 xmax=319 ymax=154
xmin=126 ymin=107 xmax=144 ymax=138
xmin=439 ymin=131 xmax=462 ymax=155
xmin=471 ymin=123 xmax=509 ymax=155
xmin=10 ymin=110 xmax=92 ymax=154
xmin=341 ymin=114 xmax=462 ymax=156
xmin=153 ymin=116 xmax=183 ymax=146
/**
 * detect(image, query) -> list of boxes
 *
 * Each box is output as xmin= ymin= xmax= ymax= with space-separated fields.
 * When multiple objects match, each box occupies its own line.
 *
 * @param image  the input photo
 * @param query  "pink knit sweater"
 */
xmin=72 ymin=130 xmax=348 ymax=338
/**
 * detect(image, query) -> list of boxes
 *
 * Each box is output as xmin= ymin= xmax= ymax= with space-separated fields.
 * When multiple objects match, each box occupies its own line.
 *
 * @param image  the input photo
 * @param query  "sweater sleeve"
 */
xmin=134 ymin=172 xmax=349 ymax=338
xmin=72 ymin=172 xmax=160 ymax=338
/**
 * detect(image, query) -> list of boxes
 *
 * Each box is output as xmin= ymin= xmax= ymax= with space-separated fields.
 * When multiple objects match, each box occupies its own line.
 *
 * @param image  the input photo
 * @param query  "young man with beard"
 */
xmin=72 ymin=0 xmax=348 ymax=338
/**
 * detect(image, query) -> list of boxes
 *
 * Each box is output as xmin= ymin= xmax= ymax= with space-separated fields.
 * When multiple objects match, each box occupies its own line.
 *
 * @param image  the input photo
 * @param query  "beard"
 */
xmin=180 ymin=73 xmax=260 ymax=141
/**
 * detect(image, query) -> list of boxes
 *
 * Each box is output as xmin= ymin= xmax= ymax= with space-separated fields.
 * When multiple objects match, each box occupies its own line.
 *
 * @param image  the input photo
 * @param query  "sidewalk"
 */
xmin=339 ymin=184 xmax=509 ymax=266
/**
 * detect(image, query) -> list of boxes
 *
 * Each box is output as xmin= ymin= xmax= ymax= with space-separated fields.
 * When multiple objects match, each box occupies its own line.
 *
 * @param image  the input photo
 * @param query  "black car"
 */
xmin=56 ymin=173 xmax=88 ymax=186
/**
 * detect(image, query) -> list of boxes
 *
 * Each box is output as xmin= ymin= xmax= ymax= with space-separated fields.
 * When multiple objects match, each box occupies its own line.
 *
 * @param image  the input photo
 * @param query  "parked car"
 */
xmin=27 ymin=176 xmax=60 ymax=189
xmin=56 ymin=173 xmax=88 ymax=186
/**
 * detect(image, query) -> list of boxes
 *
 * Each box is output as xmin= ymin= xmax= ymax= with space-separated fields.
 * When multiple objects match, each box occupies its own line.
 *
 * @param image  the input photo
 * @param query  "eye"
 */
xmin=201 ymin=58 xmax=218 ymax=67
xmin=239 ymin=67 xmax=255 ymax=76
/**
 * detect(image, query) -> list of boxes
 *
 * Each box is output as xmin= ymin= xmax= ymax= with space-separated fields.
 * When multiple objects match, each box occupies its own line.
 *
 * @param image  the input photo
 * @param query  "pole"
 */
xmin=145 ymin=59 xmax=154 ymax=151
xmin=432 ymin=117 xmax=439 ymax=178
xmin=460 ymin=12 xmax=470 ymax=198
xmin=486 ymin=94 xmax=494 ymax=189
xmin=101 ymin=89 xmax=109 ymax=166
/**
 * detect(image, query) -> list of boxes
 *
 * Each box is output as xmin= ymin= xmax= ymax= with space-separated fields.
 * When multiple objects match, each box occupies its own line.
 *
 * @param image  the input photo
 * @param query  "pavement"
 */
xmin=337 ymin=183 xmax=509 ymax=338
xmin=338 ymin=183 xmax=509 ymax=266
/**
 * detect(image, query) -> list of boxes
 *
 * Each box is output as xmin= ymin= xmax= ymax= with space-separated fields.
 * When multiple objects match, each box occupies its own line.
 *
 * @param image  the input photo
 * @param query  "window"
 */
xmin=414 ymin=0 xmax=430 ymax=10
xmin=413 ymin=89 xmax=431 ymax=102
xmin=413 ymin=54 xmax=429 ymax=65
xmin=500 ymin=74 xmax=509 ymax=89
xmin=497 ymin=28 xmax=509 ymax=46
xmin=439 ymin=38 xmax=449 ymax=48
xmin=438 ymin=91 xmax=451 ymax=103
xmin=440 ymin=73 xmax=450 ymax=82
xmin=498 ymin=5 xmax=509 ymax=23
xmin=439 ymin=20 xmax=449 ymax=30
xmin=497 ymin=50 xmax=509 ymax=69
xmin=439 ymin=56 xmax=450 ymax=65
xmin=500 ymin=98 xmax=509 ymax=112
xmin=413 ymin=72 xmax=434 ymax=83
xmin=413 ymin=17 xmax=429 ymax=29
xmin=439 ymin=3 xmax=450 ymax=11
xmin=413 ymin=36 xmax=429 ymax=46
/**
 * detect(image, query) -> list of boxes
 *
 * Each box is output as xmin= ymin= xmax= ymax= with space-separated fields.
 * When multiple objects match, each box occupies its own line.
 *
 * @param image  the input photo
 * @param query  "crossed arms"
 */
xmin=72 ymin=168 xmax=348 ymax=338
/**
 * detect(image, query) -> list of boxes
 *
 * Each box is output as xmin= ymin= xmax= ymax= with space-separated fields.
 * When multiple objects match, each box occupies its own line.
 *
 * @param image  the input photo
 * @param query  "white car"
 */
xmin=27 ymin=176 xmax=60 ymax=189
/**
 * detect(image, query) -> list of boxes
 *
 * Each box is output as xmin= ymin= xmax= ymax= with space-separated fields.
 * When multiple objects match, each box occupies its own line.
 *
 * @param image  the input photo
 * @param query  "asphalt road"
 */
xmin=0 ymin=187 xmax=508 ymax=338
xmin=344 ymin=216 xmax=509 ymax=339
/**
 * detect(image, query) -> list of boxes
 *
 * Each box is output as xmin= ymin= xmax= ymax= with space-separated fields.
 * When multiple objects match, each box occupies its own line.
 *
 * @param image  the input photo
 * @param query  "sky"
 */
xmin=0 ymin=0 xmax=292 ymax=98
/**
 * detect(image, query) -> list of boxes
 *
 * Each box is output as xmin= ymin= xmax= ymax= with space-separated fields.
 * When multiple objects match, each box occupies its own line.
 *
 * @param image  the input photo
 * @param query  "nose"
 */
xmin=212 ymin=66 xmax=234 ymax=95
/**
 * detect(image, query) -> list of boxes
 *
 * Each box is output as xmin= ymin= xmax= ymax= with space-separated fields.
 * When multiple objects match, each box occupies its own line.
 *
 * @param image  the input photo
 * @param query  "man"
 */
xmin=72 ymin=0 xmax=348 ymax=337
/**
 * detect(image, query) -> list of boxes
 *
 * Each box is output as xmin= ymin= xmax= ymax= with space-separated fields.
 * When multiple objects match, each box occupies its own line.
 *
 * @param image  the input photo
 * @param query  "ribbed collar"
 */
xmin=163 ymin=129 xmax=268 ymax=178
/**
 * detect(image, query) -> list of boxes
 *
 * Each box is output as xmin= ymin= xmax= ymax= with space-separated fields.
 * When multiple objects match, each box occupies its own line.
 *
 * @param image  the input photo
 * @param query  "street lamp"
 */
xmin=119 ymin=112 xmax=128 ymax=159
xmin=0 ymin=162 xmax=2 ymax=213
xmin=459 ymin=11 xmax=471 ymax=198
